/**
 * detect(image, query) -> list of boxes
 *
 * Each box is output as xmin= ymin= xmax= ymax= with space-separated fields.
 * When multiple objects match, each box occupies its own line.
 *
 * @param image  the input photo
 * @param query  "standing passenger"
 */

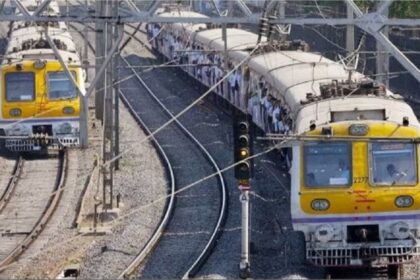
xmin=264 ymin=94 xmax=273 ymax=132
xmin=272 ymin=101 xmax=281 ymax=133
xmin=234 ymin=70 xmax=242 ymax=107
xmin=228 ymin=69 xmax=237 ymax=104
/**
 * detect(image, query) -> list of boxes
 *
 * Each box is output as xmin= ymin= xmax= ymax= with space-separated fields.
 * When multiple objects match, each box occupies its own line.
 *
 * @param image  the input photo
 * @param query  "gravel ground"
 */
xmin=78 ymin=102 xmax=167 ymax=279
xmin=0 ymin=155 xmax=18 ymax=195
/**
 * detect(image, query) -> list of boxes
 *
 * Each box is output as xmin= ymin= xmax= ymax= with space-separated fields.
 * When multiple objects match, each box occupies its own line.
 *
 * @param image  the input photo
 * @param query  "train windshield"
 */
xmin=5 ymin=72 xmax=35 ymax=101
xmin=47 ymin=71 xmax=77 ymax=100
xmin=304 ymin=142 xmax=352 ymax=187
xmin=369 ymin=142 xmax=417 ymax=186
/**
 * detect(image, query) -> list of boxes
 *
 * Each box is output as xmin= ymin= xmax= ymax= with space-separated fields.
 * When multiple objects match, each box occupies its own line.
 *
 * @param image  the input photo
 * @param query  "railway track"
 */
xmin=0 ymin=157 xmax=23 ymax=213
xmin=69 ymin=22 xmax=227 ymax=278
xmin=120 ymin=55 xmax=228 ymax=278
xmin=118 ymin=89 xmax=176 ymax=278
xmin=0 ymin=151 xmax=67 ymax=272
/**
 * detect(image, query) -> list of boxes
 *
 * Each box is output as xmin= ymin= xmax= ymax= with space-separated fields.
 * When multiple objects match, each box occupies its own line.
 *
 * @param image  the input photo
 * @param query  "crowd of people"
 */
xmin=147 ymin=23 xmax=294 ymax=135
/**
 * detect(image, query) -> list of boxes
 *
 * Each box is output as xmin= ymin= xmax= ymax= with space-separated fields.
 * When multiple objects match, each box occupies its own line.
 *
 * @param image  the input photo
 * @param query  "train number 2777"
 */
xmin=353 ymin=177 xmax=368 ymax=183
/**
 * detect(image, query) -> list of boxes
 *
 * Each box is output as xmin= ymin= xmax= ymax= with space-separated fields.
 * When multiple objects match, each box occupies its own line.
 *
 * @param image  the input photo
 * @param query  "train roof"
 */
xmin=159 ymin=10 xmax=208 ymax=32
xmin=194 ymin=28 xmax=260 ymax=51
xmin=295 ymin=97 xmax=418 ymax=133
xmin=160 ymin=12 xmax=263 ymax=51
xmin=246 ymin=51 xmax=419 ymax=132
xmin=161 ymin=10 xmax=420 ymax=133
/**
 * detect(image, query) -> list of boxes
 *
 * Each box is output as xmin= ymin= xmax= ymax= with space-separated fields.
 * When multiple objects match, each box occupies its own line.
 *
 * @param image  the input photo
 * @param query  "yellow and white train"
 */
xmin=0 ymin=0 xmax=84 ymax=152
xmin=151 ymin=10 xmax=420 ymax=268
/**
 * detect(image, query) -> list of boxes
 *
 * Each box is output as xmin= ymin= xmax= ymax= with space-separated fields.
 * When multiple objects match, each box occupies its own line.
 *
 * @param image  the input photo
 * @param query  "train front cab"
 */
xmin=0 ymin=60 xmax=81 ymax=152
xmin=291 ymin=121 xmax=420 ymax=267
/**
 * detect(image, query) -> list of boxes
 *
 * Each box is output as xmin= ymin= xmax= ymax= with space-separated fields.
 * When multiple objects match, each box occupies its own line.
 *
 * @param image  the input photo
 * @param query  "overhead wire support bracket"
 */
xmin=12 ymin=0 xmax=30 ymax=16
xmin=147 ymin=0 xmax=162 ymax=16
xmin=33 ymin=0 xmax=53 ymax=16
xmin=234 ymin=0 xmax=253 ymax=17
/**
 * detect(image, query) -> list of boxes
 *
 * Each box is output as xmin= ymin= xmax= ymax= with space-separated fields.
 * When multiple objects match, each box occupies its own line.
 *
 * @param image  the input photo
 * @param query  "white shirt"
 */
xmin=278 ymin=120 xmax=285 ymax=132
xmin=272 ymin=106 xmax=281 ymax=123
xmin=235 ymin=73 xmax=242 ymax=85
xmin=228 ymin=72 xmax=237 ymax=87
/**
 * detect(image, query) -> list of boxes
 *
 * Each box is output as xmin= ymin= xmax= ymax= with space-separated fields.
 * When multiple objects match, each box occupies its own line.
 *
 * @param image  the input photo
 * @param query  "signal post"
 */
xmin=234 ymin=116 xmax=252 ymax=279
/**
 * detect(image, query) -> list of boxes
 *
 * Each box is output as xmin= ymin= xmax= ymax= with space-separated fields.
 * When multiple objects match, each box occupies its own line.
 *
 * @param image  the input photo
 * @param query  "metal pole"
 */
xmin=80 ymin=96 xmax=89 ymax=148
xmin=346 ymin=2 xmax=355 ymax=52
xmin=103 ymin=0 xmax=114 ymax=209
xmin=222 ymin=23 xmax=229 ymax=111
xmin=239 ymin=182 xmax=251 ymax=279
xmin=376 ymin=6 xmax=389 ymax=87
xmin=278 ymin=0 xmax=286 ymax=42
xmin=80 ymin=0 xmax=89 ymax=148
xmin=83 ymin=0 xmax=89 ymax=81
xmin=95 ymin=0 xmax=105 ymax=121
xmin=113 ymin=3 xmax=120 ymax=170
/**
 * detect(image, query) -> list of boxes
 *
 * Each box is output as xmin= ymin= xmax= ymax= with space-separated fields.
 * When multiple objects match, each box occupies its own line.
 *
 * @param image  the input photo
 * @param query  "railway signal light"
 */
xmin=234 ymin=120 xmax=252 ymax=180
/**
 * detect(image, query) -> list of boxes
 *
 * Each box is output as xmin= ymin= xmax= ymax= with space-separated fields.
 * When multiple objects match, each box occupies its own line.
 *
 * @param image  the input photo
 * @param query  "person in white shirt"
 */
xmin=214 ymin=65 xmax=224 ymax=96
xmin=152 ymin=25 xmax=160 ymax=49
xmin=197 ymin=52 xmax=205 ymax=80
xmin=283 ymin=119 xmax=291 ymax=135
xmin=228 ymin=70 xmax=237 ymax=103
xmin=146 ymin=24 xmax=152 ymax=38
xmin=234 ymin=71 xmax=242 ymax=106
xmin=172 ymin=38 xmax=181 ymax=63
xmin=272 ymin=102 xmax=281 ymax=133
xmin=264 ymin=94 xmax=273 ymax=132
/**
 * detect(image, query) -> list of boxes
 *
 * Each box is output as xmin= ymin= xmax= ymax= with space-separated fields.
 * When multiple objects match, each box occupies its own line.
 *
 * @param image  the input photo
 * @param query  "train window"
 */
xmin=5 ymin=72 xmax=35 ymax=101
xmin=303 ymin=142 xmax=352 ymax=188
xmin=47 ymin=71 xmax=77 ymax=100
xmin=369 ymin=142 xmax=417 ymax=186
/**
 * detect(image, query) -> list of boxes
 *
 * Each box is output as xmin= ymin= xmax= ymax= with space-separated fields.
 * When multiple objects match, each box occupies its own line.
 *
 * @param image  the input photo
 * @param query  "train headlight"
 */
xmin=9 ymin=108 xmax=22 ymax=117
xmin=349 ymin=124 xmax=369 ymax=136
xmin=311 ymin=199 xmax=330 ymax=211
xmin=392 ymin=222 xmax=410 ymax=240
xmin=33 ymin=59 xmax=46 ymax=69
xmin=59 ymin=122 xmax=72 ymax=134
xmin=63 ymin=106 xmax=75 ymax=115
xmin=395 ymin=196 xmax=414 ymax=208
xmin=315 ymin=224 xmax=334 ymax=243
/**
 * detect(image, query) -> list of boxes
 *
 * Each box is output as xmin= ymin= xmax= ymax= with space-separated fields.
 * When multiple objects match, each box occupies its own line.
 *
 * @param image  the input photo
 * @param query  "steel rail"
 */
xmin=0 ymin=156 xmax=23 ymax=213
xmin=121 ymin=55 xmax=228 ymax=279
xmin=117 ymin=91 xmax=176 ymax=279
xmin=0 ymin=151 xmax=68 ymax=272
